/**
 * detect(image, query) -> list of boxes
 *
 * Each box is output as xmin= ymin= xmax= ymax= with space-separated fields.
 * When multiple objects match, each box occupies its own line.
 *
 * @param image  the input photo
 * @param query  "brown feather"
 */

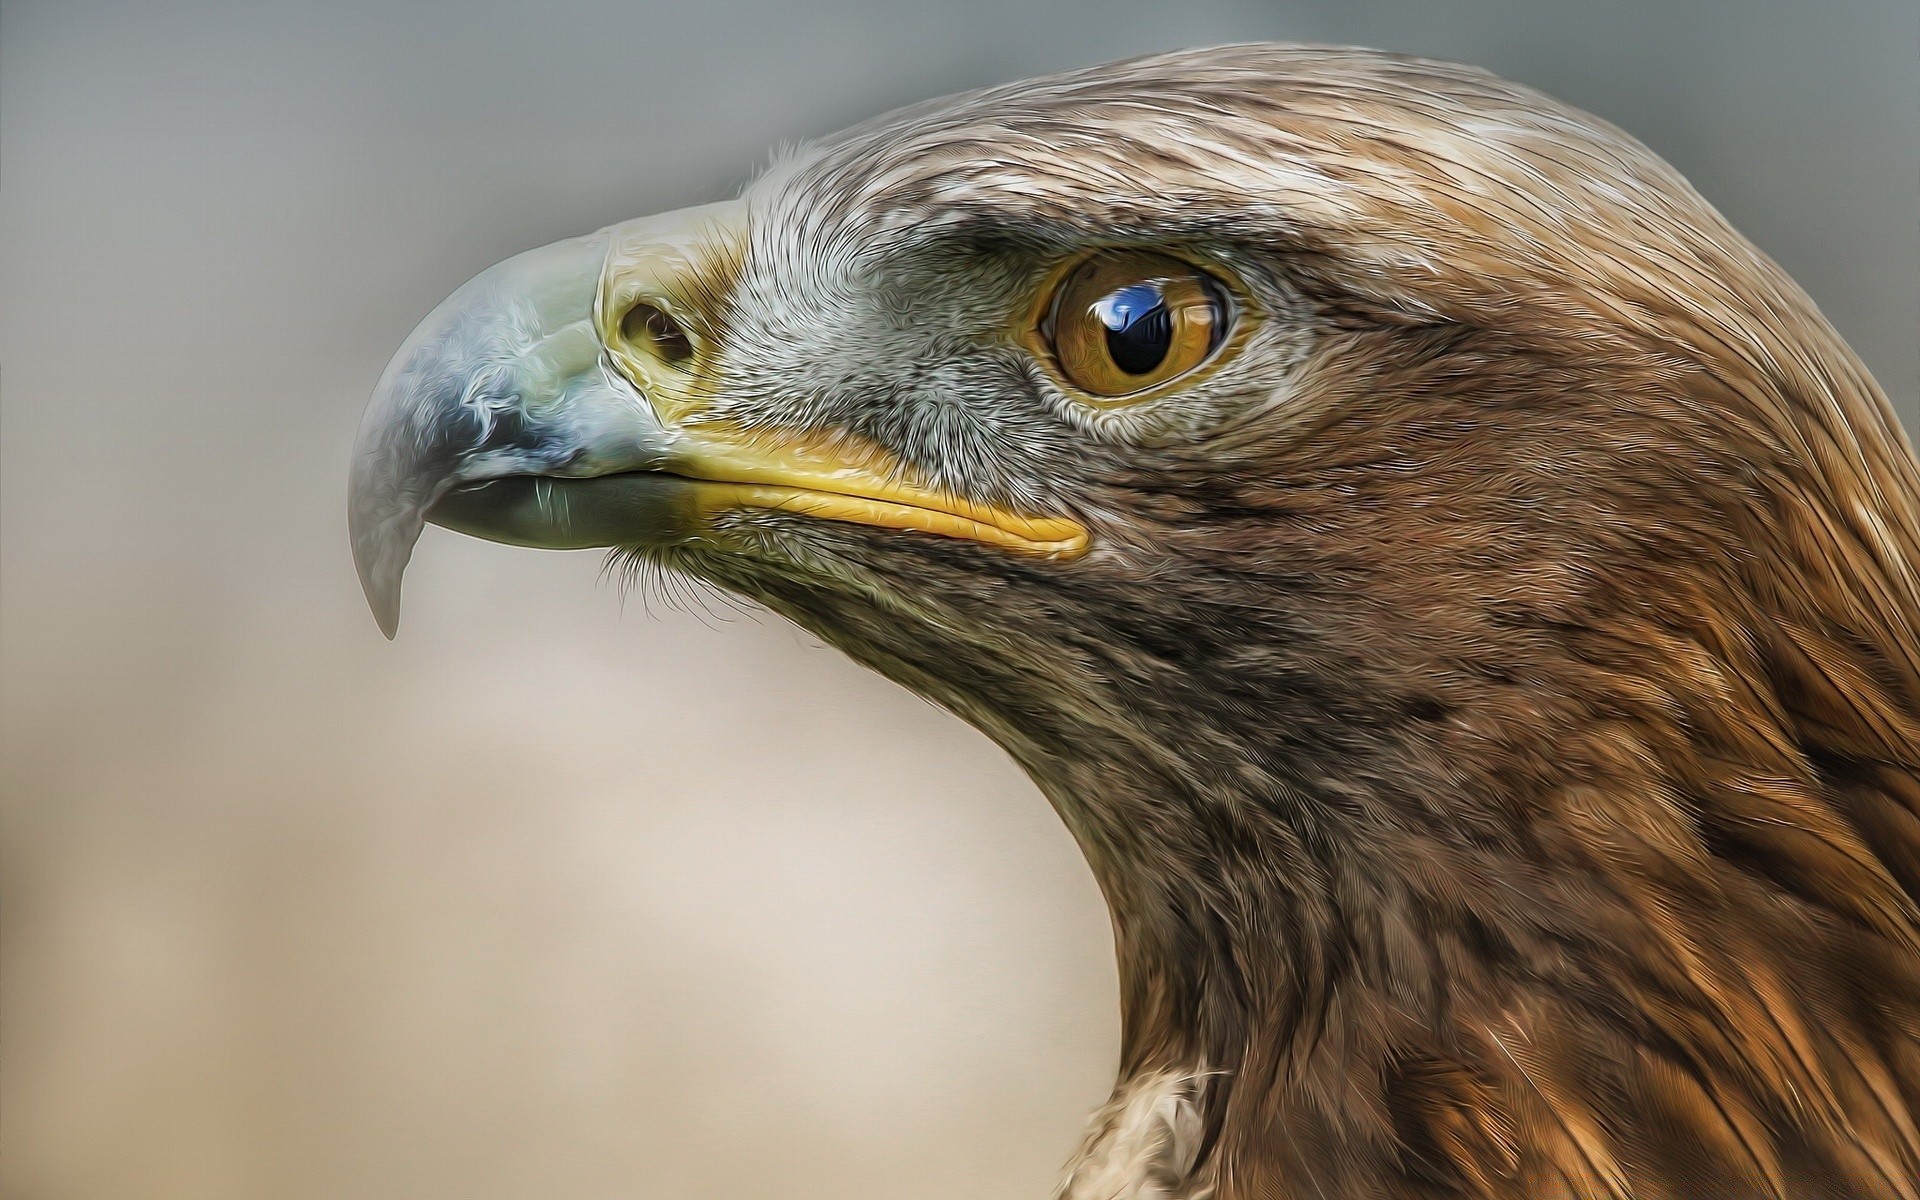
xmin=625 ymin=45 xmax=1920 ymax=1197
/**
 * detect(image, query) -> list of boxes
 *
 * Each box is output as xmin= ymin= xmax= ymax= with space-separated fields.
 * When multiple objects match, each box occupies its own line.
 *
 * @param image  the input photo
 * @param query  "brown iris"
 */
xmin=1041 ymin=251 xmax=1230 ymax=400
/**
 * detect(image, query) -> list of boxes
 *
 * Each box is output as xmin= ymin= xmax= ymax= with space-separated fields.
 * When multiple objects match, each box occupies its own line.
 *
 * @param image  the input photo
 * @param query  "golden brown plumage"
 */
xmin=1104 ymin=50 xmax=1920 ymax=1198
xmin=352 ymin=44 xmax=1920 ymax=1198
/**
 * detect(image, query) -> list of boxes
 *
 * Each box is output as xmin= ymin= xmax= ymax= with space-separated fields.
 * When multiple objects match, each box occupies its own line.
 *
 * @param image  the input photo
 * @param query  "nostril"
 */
xmin=619 ymin=301 xmax=694 ymax=365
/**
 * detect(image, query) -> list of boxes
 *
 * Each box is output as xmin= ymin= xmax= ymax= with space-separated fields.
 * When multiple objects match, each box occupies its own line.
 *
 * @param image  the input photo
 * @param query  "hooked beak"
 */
xmin=348 ymin=202 xmax=1087 ymax=638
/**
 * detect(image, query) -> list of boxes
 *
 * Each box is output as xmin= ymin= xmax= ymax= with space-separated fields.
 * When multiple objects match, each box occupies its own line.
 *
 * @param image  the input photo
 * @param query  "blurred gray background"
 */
xmin=3 ymin=2 xmax=1916 ymax=1198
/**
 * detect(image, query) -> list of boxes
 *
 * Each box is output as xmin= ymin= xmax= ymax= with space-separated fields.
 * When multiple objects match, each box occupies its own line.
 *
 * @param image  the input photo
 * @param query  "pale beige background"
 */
xmin=3 ymin=2 xmax=1916 ymax=1198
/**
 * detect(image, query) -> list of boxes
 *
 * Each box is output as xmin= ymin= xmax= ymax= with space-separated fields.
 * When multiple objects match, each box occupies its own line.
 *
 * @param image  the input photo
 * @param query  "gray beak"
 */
xmin=347 ymin=232 xmax=690 ymax=637
xmin=349 ymin=201 xmax=1087 ymax=638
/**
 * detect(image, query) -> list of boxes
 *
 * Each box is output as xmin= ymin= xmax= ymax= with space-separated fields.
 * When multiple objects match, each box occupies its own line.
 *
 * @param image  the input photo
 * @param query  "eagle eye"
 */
xmin=1041 ymin=252 xmax=1230 ymax=401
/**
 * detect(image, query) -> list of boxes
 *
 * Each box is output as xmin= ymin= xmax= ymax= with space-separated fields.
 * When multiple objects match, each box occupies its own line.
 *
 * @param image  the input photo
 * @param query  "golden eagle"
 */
xmin=349 ymin=45 xmax=1920 ymax=1200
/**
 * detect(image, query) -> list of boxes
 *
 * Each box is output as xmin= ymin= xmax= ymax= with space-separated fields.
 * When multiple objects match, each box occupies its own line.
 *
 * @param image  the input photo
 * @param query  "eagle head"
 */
xmin=349 ymin=45 xmax=1920 ymax=1200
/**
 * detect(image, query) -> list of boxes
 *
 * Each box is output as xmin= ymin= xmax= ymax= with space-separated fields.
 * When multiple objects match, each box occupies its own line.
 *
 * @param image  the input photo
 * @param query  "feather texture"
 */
xmin=383 ymin=43 xmax=1920 ymax=1198
xmin=690 ymin=47 xmax=1920 ymax=1197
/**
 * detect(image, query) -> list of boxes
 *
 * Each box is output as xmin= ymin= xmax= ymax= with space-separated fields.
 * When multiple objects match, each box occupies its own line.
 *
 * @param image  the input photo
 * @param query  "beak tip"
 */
xmin=350 ymin=494 xmax=422 ymax=641
xmin=355 ymin=546 xmax=405 ymax=640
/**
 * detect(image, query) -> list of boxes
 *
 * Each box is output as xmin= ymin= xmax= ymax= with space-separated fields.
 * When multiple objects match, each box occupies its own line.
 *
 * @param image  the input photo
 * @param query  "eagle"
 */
xmin=348 ymin=44 xmax=1920 ymax=1200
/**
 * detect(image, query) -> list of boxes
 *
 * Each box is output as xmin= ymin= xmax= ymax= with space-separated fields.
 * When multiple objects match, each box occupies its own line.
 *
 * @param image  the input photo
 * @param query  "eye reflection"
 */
xmin=1091 ymin=282 xmax=1179 ymax=375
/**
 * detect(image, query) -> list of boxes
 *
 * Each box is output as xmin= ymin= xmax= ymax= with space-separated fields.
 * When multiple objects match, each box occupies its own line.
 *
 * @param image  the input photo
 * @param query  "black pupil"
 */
xmin=1094 ymin=282 xmax=1176 ymax=375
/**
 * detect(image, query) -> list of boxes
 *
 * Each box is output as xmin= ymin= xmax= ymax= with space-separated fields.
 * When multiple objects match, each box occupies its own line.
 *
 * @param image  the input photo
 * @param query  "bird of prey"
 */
xmin=349 ymin=44 xmax=1920 ymax=1200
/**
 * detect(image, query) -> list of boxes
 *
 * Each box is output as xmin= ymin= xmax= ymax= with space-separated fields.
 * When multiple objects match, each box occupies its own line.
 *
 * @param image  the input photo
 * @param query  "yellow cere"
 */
xmin=589 ymin=204 xmax=1089 ymax=558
